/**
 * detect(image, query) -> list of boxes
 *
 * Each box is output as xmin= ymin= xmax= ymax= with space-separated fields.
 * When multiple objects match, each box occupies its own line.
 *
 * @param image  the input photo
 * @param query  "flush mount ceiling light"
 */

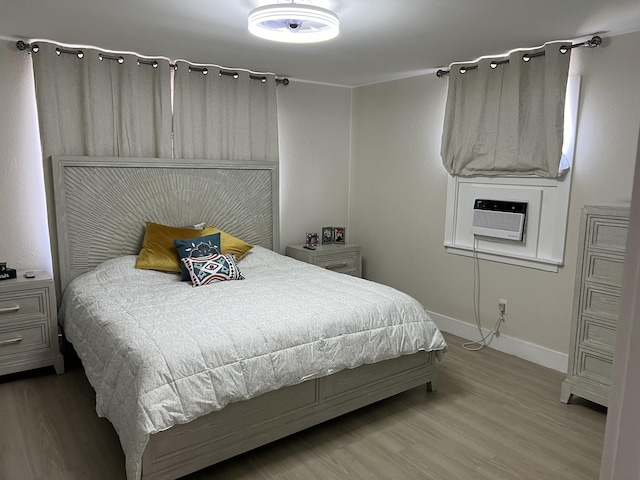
xmin=248 ymin=3 xmax=339 ymax=44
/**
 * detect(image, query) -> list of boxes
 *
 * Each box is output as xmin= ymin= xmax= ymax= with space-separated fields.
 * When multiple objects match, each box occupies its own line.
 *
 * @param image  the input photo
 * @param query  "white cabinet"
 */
xmin=285 ymin=244 xmax=362 ymax=278
xmin=0 ymin=273 xmax=64 ymax=376
xmin=561 ymin=205 xmax=629 ymax=407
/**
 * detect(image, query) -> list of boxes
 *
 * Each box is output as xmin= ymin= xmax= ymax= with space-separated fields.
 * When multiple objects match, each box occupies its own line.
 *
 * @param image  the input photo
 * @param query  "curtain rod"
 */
xmin=15 ymin=40 xmax=290 ymax=86
xmin=436 ymin=35 xmax=602 ymax=78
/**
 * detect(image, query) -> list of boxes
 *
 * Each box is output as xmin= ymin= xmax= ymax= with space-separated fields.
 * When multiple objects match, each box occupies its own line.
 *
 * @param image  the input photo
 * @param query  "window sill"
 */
xmin=444 ymin=243 xmax=561 ymax=272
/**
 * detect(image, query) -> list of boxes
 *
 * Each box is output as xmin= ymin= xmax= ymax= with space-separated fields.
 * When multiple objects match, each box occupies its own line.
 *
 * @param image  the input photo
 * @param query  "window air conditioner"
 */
xmin=471 ymin=199 xmax=527 ymax=241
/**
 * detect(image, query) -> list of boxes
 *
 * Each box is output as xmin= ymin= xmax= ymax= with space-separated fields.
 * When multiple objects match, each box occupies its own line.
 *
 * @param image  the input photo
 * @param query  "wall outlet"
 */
xmin=498 ymin=299 xmax=507 ymax=315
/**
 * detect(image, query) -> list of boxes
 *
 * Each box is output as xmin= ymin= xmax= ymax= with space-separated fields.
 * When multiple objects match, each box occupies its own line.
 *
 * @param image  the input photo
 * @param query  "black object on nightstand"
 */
xmin=0 ymin=262 xmax=17 ymax=281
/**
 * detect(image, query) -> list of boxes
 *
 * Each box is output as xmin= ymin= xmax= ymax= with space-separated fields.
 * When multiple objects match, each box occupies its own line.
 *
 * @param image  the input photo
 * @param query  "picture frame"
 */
xmin=322 ymin=227 xmax=335 ymax=244
xmin=305 ymin=232 xmax=319 ymax=247
xmin=334 ymin=227 xmax=345 ymax=244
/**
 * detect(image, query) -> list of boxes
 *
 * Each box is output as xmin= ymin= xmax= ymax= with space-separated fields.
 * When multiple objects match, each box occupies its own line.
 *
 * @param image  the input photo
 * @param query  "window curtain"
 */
xmin=441 ymin=42 xmax=571 ymax=178
xmin=31 ymin=42 xmax=172 ymax=292
xmin=173 ymin=61 xmax=279 ymax=162
xmin=32 ymin=42 xmax=172 ymax=159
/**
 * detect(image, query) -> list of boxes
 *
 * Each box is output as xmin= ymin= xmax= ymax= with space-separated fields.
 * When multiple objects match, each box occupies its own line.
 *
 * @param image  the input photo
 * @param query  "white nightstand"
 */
xmin=285 ymin=244 xmax=362 ymax=278
xmin=0 ymin=272 xmax=64 ymax=376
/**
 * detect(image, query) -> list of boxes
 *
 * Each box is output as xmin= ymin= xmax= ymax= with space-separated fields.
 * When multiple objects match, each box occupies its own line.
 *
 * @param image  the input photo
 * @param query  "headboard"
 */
xmin=50 ymin=156 xmax=279 ymax=293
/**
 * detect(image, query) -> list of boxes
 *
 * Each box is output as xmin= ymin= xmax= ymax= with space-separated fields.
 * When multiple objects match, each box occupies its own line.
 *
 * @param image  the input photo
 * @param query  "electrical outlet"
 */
xmin=498 ymin=299 xmax=507 ymax=315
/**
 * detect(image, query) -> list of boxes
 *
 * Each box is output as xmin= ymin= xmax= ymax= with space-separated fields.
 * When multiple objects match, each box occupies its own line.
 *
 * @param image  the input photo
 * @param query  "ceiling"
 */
xmin=2 ymin=0 xmax=640 ymax=87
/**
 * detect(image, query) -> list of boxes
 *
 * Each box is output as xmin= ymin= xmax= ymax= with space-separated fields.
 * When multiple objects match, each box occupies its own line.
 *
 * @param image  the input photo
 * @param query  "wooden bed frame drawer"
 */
xmin=142 ymin=351 xmax=437 ymax=480
xmin=146 ymin=381 xmax=318 ymax=464
xmin=321 ymin=351 xmax=433 ymax=400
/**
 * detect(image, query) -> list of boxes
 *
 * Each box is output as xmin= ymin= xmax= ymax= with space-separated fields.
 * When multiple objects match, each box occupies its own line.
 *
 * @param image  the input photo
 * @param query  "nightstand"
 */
xmin=285 ymin=244 xmax=362 ymax=278
xmin=0 ymin=272 xmax=64 ymax=376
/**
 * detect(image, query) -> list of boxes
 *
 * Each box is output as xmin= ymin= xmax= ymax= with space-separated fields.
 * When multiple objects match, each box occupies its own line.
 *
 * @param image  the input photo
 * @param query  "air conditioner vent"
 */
xmin=471 ymin=199 xmax=527 ymax=241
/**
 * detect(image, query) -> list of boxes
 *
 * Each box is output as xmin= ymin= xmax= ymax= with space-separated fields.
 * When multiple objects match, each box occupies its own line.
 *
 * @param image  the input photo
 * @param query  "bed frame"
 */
xmin=49 ymin=156 xmax=440 ymax=480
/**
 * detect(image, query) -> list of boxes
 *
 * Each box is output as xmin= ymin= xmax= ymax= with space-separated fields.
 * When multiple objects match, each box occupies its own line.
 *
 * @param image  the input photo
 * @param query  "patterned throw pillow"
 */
xmin=181 ymin=253 xmax=245 ymax=287
xmin=173 ymin=233 xmax=222 ymax=281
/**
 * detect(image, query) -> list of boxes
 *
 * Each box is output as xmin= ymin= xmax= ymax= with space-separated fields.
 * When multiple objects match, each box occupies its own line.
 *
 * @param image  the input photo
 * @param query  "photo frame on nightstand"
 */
xmin=334 ymin=227 xmax=345 ymax=244
xmin=305 ymin=232 xmax=319 ymax=247
xmin=322 ymin=227 xmax=334 ymax=244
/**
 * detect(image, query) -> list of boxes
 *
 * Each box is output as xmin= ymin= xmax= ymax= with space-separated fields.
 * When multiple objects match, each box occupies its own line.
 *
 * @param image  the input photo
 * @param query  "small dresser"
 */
xmin=285 ymin=244 xmax=362 ymax=278
xmin=0 ymin=272 xmax=64 ymax=376
xmin=561 ymin=205 xmax=629 ymax=407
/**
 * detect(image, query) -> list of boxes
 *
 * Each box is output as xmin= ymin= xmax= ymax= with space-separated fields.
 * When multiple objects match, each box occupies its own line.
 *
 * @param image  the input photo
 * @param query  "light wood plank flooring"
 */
xmin=0 ymin=333 xmax=606 ymax=479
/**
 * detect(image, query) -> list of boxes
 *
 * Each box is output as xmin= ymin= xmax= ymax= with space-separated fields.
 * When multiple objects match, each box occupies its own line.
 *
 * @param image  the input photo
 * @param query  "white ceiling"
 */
xmin=2 ymin=0 xmax=640 ymax=87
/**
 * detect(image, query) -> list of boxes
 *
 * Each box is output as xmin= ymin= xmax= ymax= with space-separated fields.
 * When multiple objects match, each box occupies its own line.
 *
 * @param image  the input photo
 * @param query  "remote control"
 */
xmin=303 ymin=245 xmax=316 ymax=250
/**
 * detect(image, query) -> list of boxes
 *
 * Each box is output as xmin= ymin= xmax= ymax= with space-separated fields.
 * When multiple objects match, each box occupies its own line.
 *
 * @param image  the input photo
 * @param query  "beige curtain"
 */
xmin=32 ymin=42 xmax=172 ymax=158
xmin=441 ymin=42 xmax=571 ymax=178
xmin=173 ymin=61 xmax=279 ymax=162
xmin=31 ymin=42 xmax=173 ymax=295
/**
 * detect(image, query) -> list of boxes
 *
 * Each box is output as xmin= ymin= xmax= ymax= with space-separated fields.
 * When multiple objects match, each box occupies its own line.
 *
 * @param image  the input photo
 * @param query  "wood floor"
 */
xmin=0 ymin=333 xmax=606 ymax=480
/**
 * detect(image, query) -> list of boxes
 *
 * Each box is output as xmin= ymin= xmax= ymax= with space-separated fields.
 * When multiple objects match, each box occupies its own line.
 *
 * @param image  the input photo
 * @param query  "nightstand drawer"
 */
xmin=0 ymin=321 xmax=50 ymax=357
xmin=0 ymin=289 xmax=47 ymax=322
xmin=313 ymin=252 xmax=359 ymax=275
xmin=286 ymin=244 xmax=362 ymax=278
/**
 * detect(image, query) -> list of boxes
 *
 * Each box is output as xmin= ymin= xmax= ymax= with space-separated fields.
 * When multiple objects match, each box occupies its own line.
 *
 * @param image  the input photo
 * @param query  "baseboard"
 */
xmin=427 ymin=310 xmax=568 ymax=373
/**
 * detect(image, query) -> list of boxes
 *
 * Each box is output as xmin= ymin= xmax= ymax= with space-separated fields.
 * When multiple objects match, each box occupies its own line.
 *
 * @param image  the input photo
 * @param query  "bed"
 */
xmin=48 ymin=156 xmax=447 ymax=480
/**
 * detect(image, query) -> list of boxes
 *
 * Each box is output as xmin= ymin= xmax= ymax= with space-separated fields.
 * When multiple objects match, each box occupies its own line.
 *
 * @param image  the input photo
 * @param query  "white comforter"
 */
xmin=60 ymin=246 xmax=446 ymax=480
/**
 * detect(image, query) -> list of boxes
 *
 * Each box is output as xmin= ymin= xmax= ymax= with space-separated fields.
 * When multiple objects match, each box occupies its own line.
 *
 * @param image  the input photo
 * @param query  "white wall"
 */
xmin=0 ymin=41 xmax=51 ymax=274
xmin=277 ymin=81 xmax=352 ymax=252
xmin=349 ymin=31 xmax=640 ymax=361
xmin=600 ymin=124 xmax=640 ymax=480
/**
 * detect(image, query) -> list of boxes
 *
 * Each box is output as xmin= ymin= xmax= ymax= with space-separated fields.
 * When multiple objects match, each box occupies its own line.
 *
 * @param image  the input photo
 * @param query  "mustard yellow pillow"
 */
xmin=202 ymin=226 xmax=253 ymax=260
xmin=135 ymin=222 xmax=206 ymax=273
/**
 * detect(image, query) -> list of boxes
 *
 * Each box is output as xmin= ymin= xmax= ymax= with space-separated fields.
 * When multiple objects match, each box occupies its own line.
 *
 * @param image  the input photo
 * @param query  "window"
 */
xmin=443 ymin=76 xmax=581 ymax=272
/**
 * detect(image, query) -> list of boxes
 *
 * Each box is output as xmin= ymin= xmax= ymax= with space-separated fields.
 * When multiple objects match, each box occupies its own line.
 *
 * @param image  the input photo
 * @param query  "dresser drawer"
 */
xmin=587 ymin=216 xmax=628 ymax=253
xmin=0 ymin=289 xmax=48 ymax=322
xmin=312 ymin=252 xmax=359 ymax=275
xmin=575 ymin=346 xmax=613 ymax=386
xmin=580 ymin=315 xmax=616 ymax=350
xmin=0 ymin=321 xmax=50 ymax=357
xmin=584 ymin=252 xmax=625 ymax=289
xmin=582 ymin=284 xmax=621 ymax=320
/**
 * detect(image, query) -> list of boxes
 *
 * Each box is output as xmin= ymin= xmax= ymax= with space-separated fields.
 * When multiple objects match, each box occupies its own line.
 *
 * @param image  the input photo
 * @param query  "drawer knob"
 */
xmin=0 ymin=305 xmax=21 ymax=314
xmin=0 ymin=337 xmax=24 ymax=346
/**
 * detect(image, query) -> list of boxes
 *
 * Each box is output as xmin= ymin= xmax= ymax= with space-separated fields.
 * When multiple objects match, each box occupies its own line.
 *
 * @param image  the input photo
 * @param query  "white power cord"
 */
xmin=462 ymin=237 xmax=503 ymax=351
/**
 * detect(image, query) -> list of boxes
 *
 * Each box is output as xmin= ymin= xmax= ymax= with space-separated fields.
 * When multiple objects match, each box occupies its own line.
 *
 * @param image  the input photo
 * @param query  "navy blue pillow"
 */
xmin=173 ymin=233 xmax=222 ymax=281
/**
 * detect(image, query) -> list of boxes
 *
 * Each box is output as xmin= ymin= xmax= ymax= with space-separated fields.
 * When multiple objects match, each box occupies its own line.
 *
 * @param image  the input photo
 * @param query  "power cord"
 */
xmin=462 ymin=237 xmax=504 ymax=351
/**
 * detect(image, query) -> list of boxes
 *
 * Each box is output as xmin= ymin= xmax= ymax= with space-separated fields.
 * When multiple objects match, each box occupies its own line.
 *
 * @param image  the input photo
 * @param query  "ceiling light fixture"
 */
xmin=248 ymin=3 xmax=339 ymax=44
